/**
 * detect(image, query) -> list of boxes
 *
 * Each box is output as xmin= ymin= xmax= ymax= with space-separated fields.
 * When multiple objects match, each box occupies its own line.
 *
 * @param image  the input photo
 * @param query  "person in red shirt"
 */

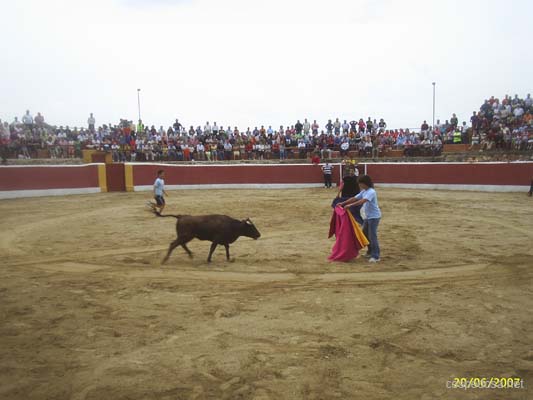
xmin=358 ymin=119 xmax=366 ymax=133
xmin=311 ymin=153 xmax=321 ymax=164
xmin=245 ymin=142 xmax=253 ymax=160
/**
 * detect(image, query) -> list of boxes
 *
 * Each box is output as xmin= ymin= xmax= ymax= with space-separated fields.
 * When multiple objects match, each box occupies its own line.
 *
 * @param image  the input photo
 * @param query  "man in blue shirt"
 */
xmin=147 ymin=169 xmax=168 ymax=215
xmin=339 ymin=175 xmax=381 ymax=262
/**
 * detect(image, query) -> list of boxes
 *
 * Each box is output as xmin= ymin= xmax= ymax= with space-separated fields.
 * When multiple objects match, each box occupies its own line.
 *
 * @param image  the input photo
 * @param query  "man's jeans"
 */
xmin=363 ymin=218 xmax=380 ymax=260
xmin=324 ymin=174 xmax=332 ymax=188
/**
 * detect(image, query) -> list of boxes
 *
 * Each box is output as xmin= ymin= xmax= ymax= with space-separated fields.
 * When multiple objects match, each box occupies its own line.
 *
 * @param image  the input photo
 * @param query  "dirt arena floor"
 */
xmin=1 ymin=188 xmax=532 ymax=400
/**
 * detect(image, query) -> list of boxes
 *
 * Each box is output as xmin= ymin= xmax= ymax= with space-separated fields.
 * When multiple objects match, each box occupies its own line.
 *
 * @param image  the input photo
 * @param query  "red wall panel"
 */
xmin=1 ymin=163 xmax=531 ymax=194
xmin=366 ymin=163 xmax=533 ymax=186
xmin=132 ymin=164 xmax=339 ymax=186
xmin=0 ymin=165 xmax=99 ymax=190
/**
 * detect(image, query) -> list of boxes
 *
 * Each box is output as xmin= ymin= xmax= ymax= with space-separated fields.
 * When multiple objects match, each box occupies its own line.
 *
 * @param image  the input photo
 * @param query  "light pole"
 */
xmin=137 ymin=88 xmax=142 ymax=122
xmin=432 ymin=82 xmax=436 ymax=129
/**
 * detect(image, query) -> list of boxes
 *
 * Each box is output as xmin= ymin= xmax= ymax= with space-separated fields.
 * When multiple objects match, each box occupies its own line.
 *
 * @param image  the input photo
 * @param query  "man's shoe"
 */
xmin=368 ymin=258 xmax=380 ymax=263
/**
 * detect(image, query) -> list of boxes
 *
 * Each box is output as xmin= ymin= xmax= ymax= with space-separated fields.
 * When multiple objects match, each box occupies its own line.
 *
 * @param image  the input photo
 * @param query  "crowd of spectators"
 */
xmin=1 ymin=94 xmax=532 ymax=163
xmin=469 ymin=94 xmax=533 ymax=151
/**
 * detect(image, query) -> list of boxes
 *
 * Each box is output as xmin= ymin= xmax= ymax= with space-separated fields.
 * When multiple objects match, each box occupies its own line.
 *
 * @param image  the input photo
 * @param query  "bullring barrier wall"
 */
xmin=0 ymin=164 xmax=106 ymax=199
xmin=125 ymin=163 xmax=338 ymax=191
xmin=365 ymin=162 xmax=533 ymax=192
xmin=1 ymin=162 xmax=532 ymax=199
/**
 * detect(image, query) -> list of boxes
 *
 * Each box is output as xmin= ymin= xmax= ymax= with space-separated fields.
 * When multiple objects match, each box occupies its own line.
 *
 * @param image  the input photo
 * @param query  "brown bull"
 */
xmin=155 ymin=213 xmax=261 ymax=263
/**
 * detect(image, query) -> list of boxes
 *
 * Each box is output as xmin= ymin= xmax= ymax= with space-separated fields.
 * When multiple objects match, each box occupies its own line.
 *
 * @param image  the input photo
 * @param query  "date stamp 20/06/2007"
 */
xmin=446 ymin=377 xmax=525 ymax=390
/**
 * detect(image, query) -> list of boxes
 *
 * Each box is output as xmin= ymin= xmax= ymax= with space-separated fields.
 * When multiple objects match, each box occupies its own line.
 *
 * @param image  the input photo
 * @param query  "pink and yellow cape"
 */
xmin=328 ymin=206 xmax=369 ymax=262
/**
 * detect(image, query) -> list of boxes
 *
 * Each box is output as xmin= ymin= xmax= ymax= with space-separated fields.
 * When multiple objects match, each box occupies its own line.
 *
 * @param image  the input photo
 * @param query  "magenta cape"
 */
xmin=328 ymin=206 xmax=369 ymax=262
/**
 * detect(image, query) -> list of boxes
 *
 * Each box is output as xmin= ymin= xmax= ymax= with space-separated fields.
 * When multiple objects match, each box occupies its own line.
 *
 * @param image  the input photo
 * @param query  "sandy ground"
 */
xmin=0 ymin=188 xmax=532 ymax=400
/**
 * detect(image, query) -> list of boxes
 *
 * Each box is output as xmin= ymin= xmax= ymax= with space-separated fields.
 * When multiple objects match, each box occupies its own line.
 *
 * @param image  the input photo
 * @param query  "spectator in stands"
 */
xmin=358 ymin=118 xmax=366 ymax=133
xmin=10 ymin=116 xmax=20 ymax=129
xmin=298 ymin=139 xmax=306 ymax=159
xmin=333 ymin=118 xmax=341 ymax=135
xmin=371 ymin=135 xmax=379 ymax=159
xmin=173 ymin=119 xmax=182 ymax=133
xmin=450 ymin=113 xmax=458 ymax=128
xmin=312 ymin=120 xmax=319 ymax=135
xmin=295 ymin=120 xmax=303 ymax=136
xmin=514 ymin=105 xmax=524 ymax=118
xmin=340 ymin=140 xmax=349 ymax=157
xmin=88 ymin=113 xmax=95 ymax=132
xmin=224 ymin=140 xmax=232 ymax=160
xmin=342 ymin=120 xmax=349 ymax=134
xmin=364 ymin=136 xmax=373 ymax=156
xmin=209 ymin=141 xmax=217 ymax=161
xmin=22 ymin=110 xmax=33 ymax=127
xmin=233 ymin=141 xmax=241 ymax=160
xmin=325 ymin=119 xmax=333 ymax=134
xmin=184 ymin=143 xmax=192 ymax=161
xmin=3 ymin=92 xmax=532 ymax=163
xmin=204 ymin=121 xmax=212 ymax=135
xmin=196 ymin=141 xmax=205 ymax=160
xmin=525 ymin=94 xmax=532 ymax=108
xmin=320 ymin=141 xmax=332 ymax=160
xmin=378 ymin=118 xmax=387 ymax=132
xmin=244 ymin=141 xmax=252 ymax=160
xmin=35 ymin=112 xmax=45 ymax=126
xmin=366 ymin=118 xmax=373 ymax=134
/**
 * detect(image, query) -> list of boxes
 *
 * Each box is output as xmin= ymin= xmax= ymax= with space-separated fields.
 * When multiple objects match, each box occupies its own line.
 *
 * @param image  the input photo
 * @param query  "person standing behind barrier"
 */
xmin=339 ymin=175 xmax=381 ymax=263
xmin=322 ymin=162 xmax=333 ymax=188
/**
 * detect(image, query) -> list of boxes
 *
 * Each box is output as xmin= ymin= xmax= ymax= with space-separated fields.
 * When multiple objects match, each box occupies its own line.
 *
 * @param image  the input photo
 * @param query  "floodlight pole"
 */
xmin=137 ymin=88 xmax=142 ymax=122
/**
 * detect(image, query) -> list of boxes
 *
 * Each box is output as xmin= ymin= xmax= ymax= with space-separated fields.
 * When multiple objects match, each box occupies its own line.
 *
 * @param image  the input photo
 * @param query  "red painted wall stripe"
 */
xmin=366 ymin=163 xmax=533 ymax=186
xmin=1 ymin=163 xmax=531 ymax=193
xmin=0 ymin=165 xmax=99 ymax=190
xmin=132 ymin=164 xmax=338 ymax=186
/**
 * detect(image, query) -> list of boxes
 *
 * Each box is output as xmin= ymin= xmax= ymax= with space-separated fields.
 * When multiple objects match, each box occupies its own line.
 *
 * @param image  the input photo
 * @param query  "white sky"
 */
xmin=1 ymin=0 xmax=531 ymax=130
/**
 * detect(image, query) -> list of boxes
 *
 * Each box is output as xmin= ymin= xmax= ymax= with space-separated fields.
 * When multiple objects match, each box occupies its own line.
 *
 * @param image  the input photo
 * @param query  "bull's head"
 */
xmin=242 ymin=218 xmax=261 ymax=240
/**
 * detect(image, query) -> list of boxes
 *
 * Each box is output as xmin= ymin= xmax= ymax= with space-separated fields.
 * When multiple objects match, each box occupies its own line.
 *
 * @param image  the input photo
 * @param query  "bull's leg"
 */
xmin=162 ymin=237 xmax=192 ymax=264
xmin=181 ymin=243 xmax=193 ymax=258
xmin=207 ymin=242 xmax=218 ymax=263
xmin=224 ymin=244 xmax=230 ymax=261
xmin=162 ymin=239 xmax=180 ymax=264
